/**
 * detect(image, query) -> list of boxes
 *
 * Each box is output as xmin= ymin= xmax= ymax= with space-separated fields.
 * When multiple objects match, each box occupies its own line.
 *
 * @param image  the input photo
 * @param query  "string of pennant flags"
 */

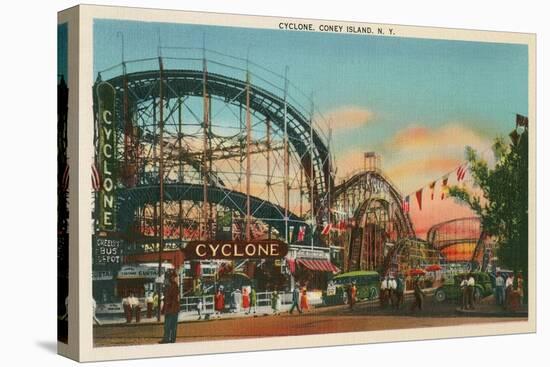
xmin=401 ymin=113 xmax=528 ymax=214
xmin=88 ymin=114 xmax=527 ymax=236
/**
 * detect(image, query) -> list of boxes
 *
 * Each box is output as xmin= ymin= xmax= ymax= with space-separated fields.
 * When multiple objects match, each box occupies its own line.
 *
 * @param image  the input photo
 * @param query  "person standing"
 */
xmin=460 ymin=275 xmax=468 ymax=310
xmin=505 ymin=273 xmax=514 ymax=309
xmin=289 ymin=283 xmax=302 ymax=314
xmin=92 ymin=297 xmax=101 ymax=326
xmin=146 ymin=291 xmax=154 ymax=319
xmin=410 ymin=277 xmax=425 ymax=311
xmin=395 ymin=274 xmax=405 ymax=310
xmin=122 ymin=294 xmax=132 ymax=323
xmin=495 ymin=272 xmax=505 ymax=306
xmin=467 ymin=273 xmax=476 ymax=310
xmin=380 ymin=276 xmax=389 ymax=308
xmin=214 ymin=286 xmax=225 ymax=318
xmin=242 ymin=286 xmax=250 ymax=314
xmin=131 ymin=293 xmax=141 ymax=323
xmin=388 ymin=276 xmax=397 ymax=308
xmin=196 ymin=298 xmax=203 ymax=320
xmin=349 ymin=281 xmax=357 ymax=310
xmin=160 ymin=271 xmax=180 ymax=344
xmin=249 ymin=287 xmax=257 ymax=314
xmin=271 ymin=290 xmax=280 ymax=315
xmin=300 ymin=286 xmax=309 ymax=312
xmin=232 ymin=288 xmax=242 ymax=313
xmin=517 ymin=273 xmax=524 ymax=305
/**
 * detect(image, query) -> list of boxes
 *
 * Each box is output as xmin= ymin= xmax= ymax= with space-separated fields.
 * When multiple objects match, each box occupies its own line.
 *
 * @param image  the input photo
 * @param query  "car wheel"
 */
xmin=434 ymin=289 xmax=446 ymax=303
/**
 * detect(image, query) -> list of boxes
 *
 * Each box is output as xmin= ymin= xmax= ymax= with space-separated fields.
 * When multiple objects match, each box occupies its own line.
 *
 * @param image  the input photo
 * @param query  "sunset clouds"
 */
xmin=322 ymin=105 xmax=375 ymax=130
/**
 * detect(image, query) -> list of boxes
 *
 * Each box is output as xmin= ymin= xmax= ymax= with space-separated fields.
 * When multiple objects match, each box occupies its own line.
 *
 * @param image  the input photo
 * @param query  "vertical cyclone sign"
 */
xmin=97 ymin=82 xmax=116 ymax=231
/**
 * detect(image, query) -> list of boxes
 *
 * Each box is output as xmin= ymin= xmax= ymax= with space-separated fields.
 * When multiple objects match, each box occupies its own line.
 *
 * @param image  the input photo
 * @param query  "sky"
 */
xmin=58 ymin=23 xmax=68 ymax=81
xmin=94 ymin=19 xmax=528 ymax=238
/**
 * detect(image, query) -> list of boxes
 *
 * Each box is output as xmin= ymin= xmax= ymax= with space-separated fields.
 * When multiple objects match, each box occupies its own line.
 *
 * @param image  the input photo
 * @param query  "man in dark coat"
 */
xmin=160 ymin=271 xmax=180 ymax=343
xmin=289 ymin=283 xmax=302 ymax=314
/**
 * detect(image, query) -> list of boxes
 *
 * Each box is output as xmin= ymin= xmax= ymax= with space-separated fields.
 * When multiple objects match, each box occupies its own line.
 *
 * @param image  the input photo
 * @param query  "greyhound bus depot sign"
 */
xmin=185 ymin=240 xmax=288 ymax=260
xmin=97 ymin=81 xmax=116 ymax=231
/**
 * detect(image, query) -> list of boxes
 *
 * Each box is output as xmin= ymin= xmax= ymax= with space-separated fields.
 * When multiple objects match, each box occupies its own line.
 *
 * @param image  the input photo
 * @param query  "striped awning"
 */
xmin=297 ymin=259 xmax=340 ymax=273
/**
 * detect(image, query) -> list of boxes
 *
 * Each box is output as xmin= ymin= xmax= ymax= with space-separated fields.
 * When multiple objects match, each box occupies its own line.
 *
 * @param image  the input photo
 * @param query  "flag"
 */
xmin=91 ymin=163 xmax=101 ymax=191
xmin=321 ymin=223 xmax=332 ymax=236
xmin=297 ymin=226 xmax=306 ymax=242
xmin=415 ymin=189 xmax=423 ymax=211
xmin=402 ymin=196 xmax=410 ymax=213
xmin=441 ymin=177 xmax=449 ymax=200
xmin=429 ymin=181 xmax=436 ymax=200
xmin=339 ymin=220 xmax=346 ymax=231
xmin=456 ymin=165 xmax=467 ymax=181
xmin=509 ymin=129 xmax=520 ymax=146
xmin=516 ymin=114 xmax=528 ymax=128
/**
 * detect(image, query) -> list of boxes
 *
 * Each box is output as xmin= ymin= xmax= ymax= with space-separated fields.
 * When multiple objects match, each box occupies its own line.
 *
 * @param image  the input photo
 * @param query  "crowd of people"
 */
xmin=494 ymin=271 xmax=524 ymax=311
xmin=379 ymin=274 xmax=408 ymax=310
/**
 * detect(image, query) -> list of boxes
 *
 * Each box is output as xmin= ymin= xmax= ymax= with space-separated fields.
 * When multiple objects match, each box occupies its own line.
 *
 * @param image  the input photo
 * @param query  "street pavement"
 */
xmin=94 ymin=294 xmax=528 ymax=347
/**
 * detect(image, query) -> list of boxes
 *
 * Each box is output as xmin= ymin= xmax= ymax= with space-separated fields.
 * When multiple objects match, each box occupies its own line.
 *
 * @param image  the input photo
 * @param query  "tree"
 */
xmin=448 ymin=128 xmax=528 ymax=301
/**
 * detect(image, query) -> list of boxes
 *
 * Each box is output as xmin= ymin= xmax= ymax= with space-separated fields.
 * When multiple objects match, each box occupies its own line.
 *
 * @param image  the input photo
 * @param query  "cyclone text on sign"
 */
xmin=97 ymin=82 xmax=116 ymax=231
xmin=184 ymin=240 xmax=288 ymax=260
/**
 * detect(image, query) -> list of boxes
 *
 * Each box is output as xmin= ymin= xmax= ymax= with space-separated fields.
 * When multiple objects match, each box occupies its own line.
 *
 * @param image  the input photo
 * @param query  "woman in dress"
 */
xmin=300 ymin=286 xmax=309 ymax=312
xmin=242 ymin=286 xmax=250 ymax=313
xmin=214 ymin=286 xmax=225 ymax=318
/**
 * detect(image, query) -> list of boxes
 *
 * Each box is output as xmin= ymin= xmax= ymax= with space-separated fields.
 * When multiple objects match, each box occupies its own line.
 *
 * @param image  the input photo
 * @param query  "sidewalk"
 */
xmin=96 ymin=305 xmax=295 ymax=327
xmin=455 ymin=295 xmax=528 ymax=317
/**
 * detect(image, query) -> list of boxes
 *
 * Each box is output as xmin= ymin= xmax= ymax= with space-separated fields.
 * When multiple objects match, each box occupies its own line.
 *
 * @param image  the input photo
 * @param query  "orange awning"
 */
xmin=297 ymin=259 xmax=339 ymax=273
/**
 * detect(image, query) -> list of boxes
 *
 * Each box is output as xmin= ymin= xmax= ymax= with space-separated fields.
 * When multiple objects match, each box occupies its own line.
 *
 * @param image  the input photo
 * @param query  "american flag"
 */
xmin=456 ymin=165 xmax=467 ymax=181
xmin=402 ymin=196 xmax=410 ymax=213
xmin=91 ymin=163 xmax=101 ymax=191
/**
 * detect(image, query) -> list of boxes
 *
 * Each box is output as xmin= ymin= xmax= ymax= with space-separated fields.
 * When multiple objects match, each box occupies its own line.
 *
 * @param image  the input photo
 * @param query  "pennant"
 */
xmin=91 ymin=163 xmax=101 ymax=191
xmin=402 ymin=196 xmax=410 ymax=213
xmin=339 ymin=220 xmax=346 ymax=231
xmin=516 ymin=114 xmax=528 ymax=128
xmin=297 ymin=226 xmax=306 ymax=242
xmin=441 ymin=177 xmax=449 ymax=200
xmin=429 ymin=181 xmax=436 ymax=200
xmin=321 ymin=223 xmax=332 ymax=235
xmin=509 ymin=129 xmax=520 ymax=146
xmin=456 ymin=165 xmax=467 ymax=181
xmin=415 ymin=189 xmax=423 ymax=210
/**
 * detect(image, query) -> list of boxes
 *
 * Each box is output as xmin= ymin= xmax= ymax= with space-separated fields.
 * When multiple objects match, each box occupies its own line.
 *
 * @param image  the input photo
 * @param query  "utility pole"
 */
xmin=202 ymin=46 xmax=209 ymax=241
xmin=310 ymin=95 xmax=315 ymax=250
xmin=156 ymin=56 xmax=165 ymax=322
xmin=245 ymin=67 xmax=252 ymax=241
xmin=283 ymin=66 xmax=289 ymax=244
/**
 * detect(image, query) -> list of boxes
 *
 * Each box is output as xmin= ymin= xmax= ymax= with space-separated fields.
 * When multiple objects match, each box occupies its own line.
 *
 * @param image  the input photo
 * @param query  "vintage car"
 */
xmin=434 ymin=271 xmax=493 ymax=303
xmin=322 ymin=270 xmax=380 ymax=305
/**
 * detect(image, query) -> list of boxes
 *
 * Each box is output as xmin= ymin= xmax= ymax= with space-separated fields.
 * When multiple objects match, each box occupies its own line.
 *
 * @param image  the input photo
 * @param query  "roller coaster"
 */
xmin=91 ymin=48 xmax=475 ymax=275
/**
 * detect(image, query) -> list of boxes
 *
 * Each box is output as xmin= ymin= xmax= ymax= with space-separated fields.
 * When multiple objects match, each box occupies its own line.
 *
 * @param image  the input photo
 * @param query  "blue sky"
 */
xmin=93 ymin=19 xmax=528 ymax=193
xmin=58 ymin=23 xmax=68 ymax=81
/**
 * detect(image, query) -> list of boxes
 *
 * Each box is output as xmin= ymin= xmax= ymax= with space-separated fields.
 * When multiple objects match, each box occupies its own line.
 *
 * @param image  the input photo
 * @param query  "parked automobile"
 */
xmin=434 ymin=271 xmax=493 ymax=303
xmin=322 ymin=271 xmax=380 ymax=305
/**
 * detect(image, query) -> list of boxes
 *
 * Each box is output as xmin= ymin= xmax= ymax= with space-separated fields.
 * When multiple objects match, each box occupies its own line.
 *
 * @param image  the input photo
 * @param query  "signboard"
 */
xmin=93 ymin=236 xmax=123 ymax=264
xmin=185 ymin=240 xmax=288 ymax=260
xmin=96 ymin=81 xmax=117 ymax=231
xmin=117 ymin=265 xmax=163 ymax=279
xmin=92 ymin=270 xmax=113 ymax=281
